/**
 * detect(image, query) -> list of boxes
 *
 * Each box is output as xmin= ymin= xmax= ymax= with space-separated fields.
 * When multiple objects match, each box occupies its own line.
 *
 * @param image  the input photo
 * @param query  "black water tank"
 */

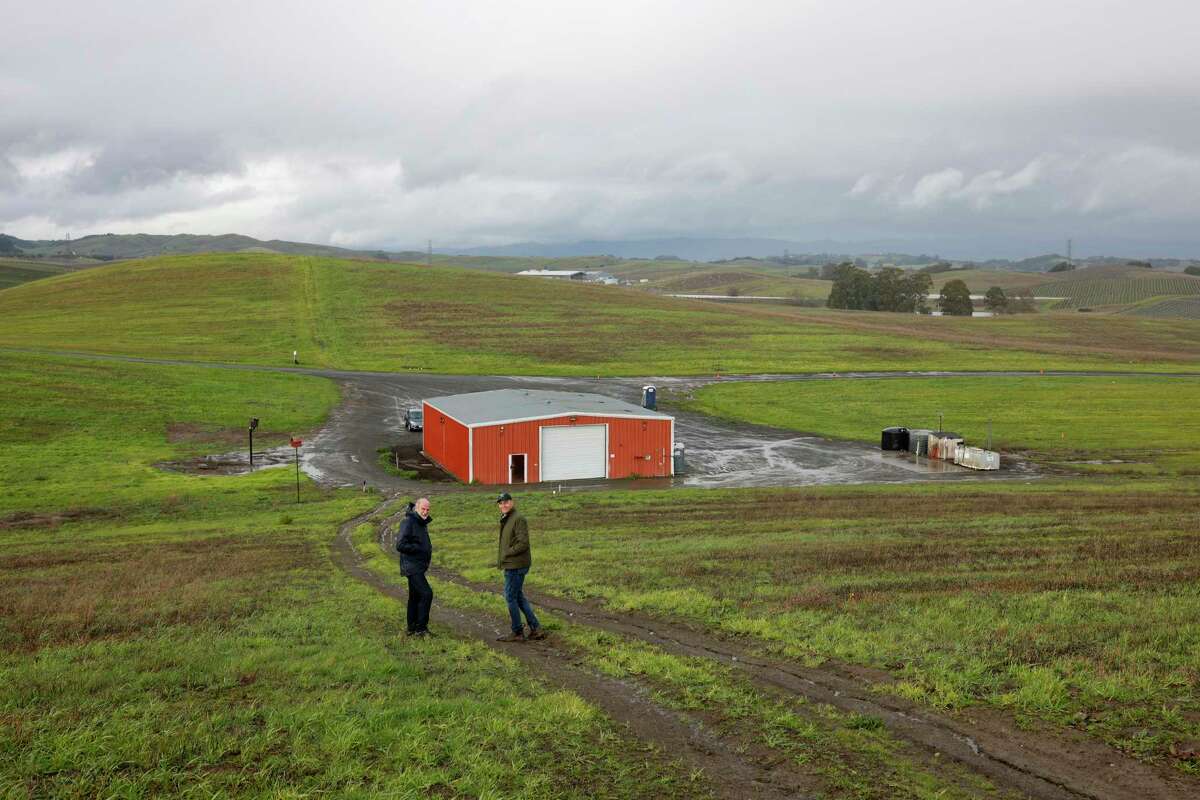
xmin=881 ymin=427 xmax=909 ymax=451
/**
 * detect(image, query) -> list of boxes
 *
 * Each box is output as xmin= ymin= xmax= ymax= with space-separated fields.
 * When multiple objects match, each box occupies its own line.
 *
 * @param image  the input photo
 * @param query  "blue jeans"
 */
xmin=503 ymin=567 xmax=540 ymax=634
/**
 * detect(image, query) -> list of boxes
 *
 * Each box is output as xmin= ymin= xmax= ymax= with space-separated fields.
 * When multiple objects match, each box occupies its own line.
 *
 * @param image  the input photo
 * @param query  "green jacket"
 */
xmin=497 ymin=510 xmax=532 ymax=570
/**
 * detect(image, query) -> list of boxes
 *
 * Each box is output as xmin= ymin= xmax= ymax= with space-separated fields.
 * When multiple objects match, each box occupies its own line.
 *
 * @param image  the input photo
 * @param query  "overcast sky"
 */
xmin=3 ymin=0 xmax=1200 ymax=258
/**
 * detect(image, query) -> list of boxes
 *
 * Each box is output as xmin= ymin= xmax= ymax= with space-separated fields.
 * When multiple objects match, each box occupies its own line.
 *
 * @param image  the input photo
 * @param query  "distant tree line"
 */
xmin=824 ymin=263 xmax=1039 ymax=316
xmin=1185 ymin=266 xmax=1200 ymax=277
xmin=916 ymin=261 xmax=963 ymax=275
xmin=825 ymin=263 xmax=932 ymax=312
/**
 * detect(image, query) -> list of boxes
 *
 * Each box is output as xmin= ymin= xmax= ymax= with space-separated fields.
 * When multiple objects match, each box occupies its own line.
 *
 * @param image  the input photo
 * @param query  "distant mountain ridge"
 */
xmin=447 ymin=237 xmax=948 ymax=263
xmin=0 ymin=232 xmax=425 ymax=262
xmin=3 ymin=231 xmax=1195 ymax=272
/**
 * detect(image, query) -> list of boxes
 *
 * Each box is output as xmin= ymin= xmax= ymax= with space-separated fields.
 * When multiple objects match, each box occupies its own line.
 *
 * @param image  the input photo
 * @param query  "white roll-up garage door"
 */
xmin=541 ymin=425 xmax=607 ymax=481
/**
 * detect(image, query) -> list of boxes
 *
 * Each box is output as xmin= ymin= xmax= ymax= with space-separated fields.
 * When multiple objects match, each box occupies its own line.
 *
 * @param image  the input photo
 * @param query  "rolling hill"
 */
xmin=2 ymin=232 xmax=415 ymax=262
xmin=0 ymin=253 xmax=1198 ymax=374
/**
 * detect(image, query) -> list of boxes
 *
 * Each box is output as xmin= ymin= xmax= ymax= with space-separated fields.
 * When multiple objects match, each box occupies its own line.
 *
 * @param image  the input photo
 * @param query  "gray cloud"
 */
xmin=2 ymin=0 xmax=1200 ymax=257
xmin=68 ymin=135 xmax=241 ymax=195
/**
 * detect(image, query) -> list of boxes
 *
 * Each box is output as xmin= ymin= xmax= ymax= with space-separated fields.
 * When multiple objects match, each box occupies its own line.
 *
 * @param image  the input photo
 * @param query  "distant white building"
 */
xmin=517 ymin=269 xmax=587 ymax=279
xmin=516 ymin=269 xmax=619 ymax=285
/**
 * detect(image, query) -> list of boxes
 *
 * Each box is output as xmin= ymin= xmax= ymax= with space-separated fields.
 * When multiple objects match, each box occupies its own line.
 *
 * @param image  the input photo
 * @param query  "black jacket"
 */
xmin=396 ymin=504 xmax=433 ymax=577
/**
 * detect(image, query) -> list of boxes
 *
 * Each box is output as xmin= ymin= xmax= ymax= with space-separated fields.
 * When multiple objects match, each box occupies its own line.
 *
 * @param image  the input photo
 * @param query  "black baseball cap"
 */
xmin=495 ymin=492 xmax=513 ymax=503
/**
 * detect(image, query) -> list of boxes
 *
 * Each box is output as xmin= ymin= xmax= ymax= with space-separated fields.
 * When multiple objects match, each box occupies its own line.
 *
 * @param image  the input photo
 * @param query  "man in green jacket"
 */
xmin=495 ymin=492 xmax=546 ymax=642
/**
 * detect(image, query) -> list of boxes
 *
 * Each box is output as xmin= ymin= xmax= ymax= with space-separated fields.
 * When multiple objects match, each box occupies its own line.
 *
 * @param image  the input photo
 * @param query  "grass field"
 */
xmin=3 ymin=293 xmax=1199 ymax=792
xmin=652 ymin=267 xmax=829 ymax=299
xmin=929 ymin=269 xmax=1045 ymax=294
xmin=682 ymin=376 xmax=1200 ymax=474
xmin=755 ymin=304 xmax=1200 ymax=367
xmin=350 ymin=528 xmax=1014 ymax=800
xmin=0 ymin=352 xmax=711 ymax=798
xmin=2 ymin=253 xmax=1199 ymax=374
xmin=427 ymin=482 xmax=1200 ymax=772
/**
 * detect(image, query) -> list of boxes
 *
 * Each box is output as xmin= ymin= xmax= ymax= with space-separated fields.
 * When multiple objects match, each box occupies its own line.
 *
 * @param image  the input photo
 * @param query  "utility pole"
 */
xmin=427 ymin=239 xmax=432 ymax=267
xmin=1067 ymin=238 xmax=1073 ymax=267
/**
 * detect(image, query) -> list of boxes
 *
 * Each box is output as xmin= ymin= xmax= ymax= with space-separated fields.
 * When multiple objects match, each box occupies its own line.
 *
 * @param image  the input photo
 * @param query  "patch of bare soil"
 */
xmin=406 ymin=543 xmax=1200 ymax=800
xmin=332 ymin=502 xmax=817 ymax=800
xmin=0 ymin=508 xmax=113 ymax=530
xmin=156 ymin=447 xmax=293 ymax=476
xmin=165 ymin=423 xmax=247 ymax=445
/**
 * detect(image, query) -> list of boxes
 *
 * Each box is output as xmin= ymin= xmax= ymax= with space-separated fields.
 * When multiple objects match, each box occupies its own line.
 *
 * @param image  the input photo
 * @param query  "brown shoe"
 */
xmin=527 ymin=626 xmax=547 ymax=641
xmin=496 ymin=631 xmax=526 ymax=642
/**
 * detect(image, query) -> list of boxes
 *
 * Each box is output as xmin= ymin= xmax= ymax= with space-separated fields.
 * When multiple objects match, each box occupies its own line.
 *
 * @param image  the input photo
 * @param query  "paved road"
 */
xmin=15 ymin=347 xmax=1193 ymax=492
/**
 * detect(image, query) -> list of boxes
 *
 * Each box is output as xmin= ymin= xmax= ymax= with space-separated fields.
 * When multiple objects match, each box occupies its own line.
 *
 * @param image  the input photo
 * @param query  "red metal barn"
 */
xmin=422 ymin=389 xmax=674 ymax=484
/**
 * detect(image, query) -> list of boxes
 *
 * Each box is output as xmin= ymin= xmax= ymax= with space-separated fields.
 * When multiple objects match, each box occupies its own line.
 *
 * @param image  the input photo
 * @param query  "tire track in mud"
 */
xmin=333 ymin=501 xmax=816 ymax=800
xmin=362 ymin=522 xmax=1199 ymax=800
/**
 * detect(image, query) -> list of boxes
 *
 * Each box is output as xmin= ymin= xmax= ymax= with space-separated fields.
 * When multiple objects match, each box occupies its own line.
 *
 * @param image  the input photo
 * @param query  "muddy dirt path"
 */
xmin=361 ymin=524 xmax=1200 ymax=800
xmin=333 ymin=500 xmax=817 ymax=800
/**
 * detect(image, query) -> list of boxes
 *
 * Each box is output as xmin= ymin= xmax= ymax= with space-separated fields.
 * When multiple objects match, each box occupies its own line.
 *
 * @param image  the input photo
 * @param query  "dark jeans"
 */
xmin=503 ymin=567 xmax=540 ymax=634
xmin=406 ymin=571 xmax=433 ymax=633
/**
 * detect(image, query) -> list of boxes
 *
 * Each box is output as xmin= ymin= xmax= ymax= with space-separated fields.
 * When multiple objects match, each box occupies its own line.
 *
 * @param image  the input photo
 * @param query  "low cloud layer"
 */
xmin=3 ymin=1 xmax=1200 ymax=258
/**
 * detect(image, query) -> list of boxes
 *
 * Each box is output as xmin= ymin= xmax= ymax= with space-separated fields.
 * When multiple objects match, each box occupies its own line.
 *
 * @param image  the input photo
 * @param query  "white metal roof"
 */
xmin=515 ymin=269 xmax=585 ymax=277
xmin=424 ymin=389 xmax=672 ymax=427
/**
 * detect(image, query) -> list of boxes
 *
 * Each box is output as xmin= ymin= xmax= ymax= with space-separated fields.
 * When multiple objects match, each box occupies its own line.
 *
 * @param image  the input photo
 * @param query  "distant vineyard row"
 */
xmin=1121 ymin=297 xmax=1200 ymax=320
xmin=1036 ymin=275 xmax=1200 ymax=308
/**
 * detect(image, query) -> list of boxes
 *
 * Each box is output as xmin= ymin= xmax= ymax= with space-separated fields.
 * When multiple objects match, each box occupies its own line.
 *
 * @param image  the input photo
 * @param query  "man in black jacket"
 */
xmin=395 ymin=497 xmax=433 ymax=636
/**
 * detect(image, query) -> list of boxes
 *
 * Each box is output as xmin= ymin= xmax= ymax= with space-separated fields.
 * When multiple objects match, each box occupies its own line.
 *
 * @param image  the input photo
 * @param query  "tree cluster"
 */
xmin=825 ymin=264 xmax=932 ymax=313
xmin=979 ymin=285 xmax=1037 ymax=314
xmin=938 ymin=279 xmax=974 ymax=316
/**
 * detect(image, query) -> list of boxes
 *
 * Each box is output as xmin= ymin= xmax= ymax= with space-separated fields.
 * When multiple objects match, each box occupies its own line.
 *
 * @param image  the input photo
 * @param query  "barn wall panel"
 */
xmin=471 ymin=415 xmax=672 ymax=484
xmin=423 ymin=402 xmax=471 ymax=482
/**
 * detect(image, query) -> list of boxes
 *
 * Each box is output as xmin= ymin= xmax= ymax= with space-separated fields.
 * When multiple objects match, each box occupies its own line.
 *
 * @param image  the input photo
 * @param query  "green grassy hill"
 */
xmin=651 ymin=267 xmax=828 ymax=299
xmin=929 ymin=268 xmax=1046 ymax=293
xmin=1 ymin=253 xmax=1198 ymax=374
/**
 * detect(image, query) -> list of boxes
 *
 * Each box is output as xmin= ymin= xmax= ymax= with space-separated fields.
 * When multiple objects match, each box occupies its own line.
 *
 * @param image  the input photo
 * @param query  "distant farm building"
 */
xmin=517 ymin=269 xmax=588 ymax=280
xmin=422 ymin=389 xmax=674 ymax=484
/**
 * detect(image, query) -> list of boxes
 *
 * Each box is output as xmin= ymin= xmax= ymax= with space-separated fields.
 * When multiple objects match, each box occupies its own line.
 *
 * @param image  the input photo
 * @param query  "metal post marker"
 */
xmin=248 ymin=417 xmax=259 ymax=470
xmin=290 ymin=437 xmax=303 ymax=502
